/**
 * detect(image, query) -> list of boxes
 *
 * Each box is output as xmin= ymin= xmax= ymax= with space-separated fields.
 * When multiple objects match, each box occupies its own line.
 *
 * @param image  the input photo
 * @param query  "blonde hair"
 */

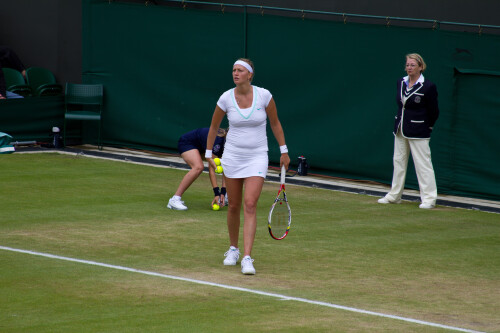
xmin=237 ymin=58 xmax=255 ymax=82
xmin=406 ymin=53 xmax=426 ymax=73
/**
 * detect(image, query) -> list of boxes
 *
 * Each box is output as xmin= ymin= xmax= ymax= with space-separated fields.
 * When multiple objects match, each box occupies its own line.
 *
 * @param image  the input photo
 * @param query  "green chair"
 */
xmin=63 ymin=83 xmax=104 ymax=150
xmin=2 ymin=67 xmax=32 ymax=97
xmin=25 ymin=67 xmax=63 ymax=96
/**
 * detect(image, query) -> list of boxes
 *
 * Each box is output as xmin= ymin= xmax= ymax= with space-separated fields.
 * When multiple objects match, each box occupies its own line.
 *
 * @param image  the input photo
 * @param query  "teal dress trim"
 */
xmin=230 ymin=86 xmax=257 ymax=120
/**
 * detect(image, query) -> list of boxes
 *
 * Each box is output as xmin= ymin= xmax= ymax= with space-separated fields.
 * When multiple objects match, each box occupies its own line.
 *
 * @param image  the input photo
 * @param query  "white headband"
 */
xmin=233 ymin=60 xmax=253 ymax=73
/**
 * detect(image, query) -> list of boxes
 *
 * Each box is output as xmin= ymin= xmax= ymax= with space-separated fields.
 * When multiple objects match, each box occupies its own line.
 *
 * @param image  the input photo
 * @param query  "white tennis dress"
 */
xmin=217 ymin=85 xmax=273 ymax=179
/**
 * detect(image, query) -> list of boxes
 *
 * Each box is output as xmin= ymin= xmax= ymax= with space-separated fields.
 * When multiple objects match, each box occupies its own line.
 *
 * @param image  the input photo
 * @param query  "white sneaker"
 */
xmin=378 ymin=196 xmax=401 ymax=204
xmin=241 ymin=256 xmax=256 ymax=275
xmin=419 ymin=203 xmax=435 ymax=209
xmin=167 ymin=197 xmax=187 ymax=210
xmin=223 ymin=246 xmax=240 ymax=265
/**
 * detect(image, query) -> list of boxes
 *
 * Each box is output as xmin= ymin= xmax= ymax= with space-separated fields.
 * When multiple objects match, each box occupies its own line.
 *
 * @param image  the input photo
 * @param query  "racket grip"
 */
xmin=281 ymin=165 xmax=286 ymax=184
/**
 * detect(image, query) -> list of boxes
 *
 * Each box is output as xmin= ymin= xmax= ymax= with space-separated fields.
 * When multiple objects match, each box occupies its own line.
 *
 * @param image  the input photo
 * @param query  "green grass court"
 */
xmin=0 ymin=153 xmax=498 ymax=332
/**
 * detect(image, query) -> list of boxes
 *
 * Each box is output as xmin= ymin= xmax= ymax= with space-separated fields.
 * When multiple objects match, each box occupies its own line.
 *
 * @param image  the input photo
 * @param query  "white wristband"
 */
xmin=279 ymin=145 xmax=288 ymax=154
xmin=205 ymin=150 xmax=213 ymax=159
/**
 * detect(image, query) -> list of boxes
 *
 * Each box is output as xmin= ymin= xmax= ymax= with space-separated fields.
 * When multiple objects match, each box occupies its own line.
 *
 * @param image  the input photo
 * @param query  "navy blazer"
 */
xmin=393 ymin=77 xmax=439 ymax=139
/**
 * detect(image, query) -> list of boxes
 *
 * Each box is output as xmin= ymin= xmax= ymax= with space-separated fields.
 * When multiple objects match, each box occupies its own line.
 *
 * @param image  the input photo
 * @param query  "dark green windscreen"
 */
xmin=80 ymin=0 xmax=500 ymax=200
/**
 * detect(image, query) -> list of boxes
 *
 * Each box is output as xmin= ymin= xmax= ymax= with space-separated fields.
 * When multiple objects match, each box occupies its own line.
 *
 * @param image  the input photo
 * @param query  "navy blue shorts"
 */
xmin=177 ymin=136 xmax=201 ymax=155
xmin=177 ymin=128 xmax=224 ymax=156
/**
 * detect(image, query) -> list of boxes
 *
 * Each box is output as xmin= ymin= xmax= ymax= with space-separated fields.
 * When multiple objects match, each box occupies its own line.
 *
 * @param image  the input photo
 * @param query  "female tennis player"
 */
xmin=205 ymin=58 xmax=290 ymax=275
xmin=167 ymin=127 xmax=227 ymax=211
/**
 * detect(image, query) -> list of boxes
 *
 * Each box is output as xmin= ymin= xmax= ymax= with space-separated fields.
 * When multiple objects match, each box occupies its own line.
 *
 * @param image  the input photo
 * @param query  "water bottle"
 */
xmin=52 ymin=127 xmax=62 ymax=148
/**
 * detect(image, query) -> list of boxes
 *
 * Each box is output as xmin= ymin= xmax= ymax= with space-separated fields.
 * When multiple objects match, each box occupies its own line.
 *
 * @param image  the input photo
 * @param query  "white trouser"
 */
xmin=386 ymin=130 xmax=437 ymax=205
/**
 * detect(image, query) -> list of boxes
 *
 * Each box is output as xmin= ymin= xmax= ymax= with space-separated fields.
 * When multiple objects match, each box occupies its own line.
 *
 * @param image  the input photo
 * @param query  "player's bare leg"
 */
xmin=225 ymin=177 xmax=243 ymax=248
xmin=242 ymin=176 xmax=265 ymax=257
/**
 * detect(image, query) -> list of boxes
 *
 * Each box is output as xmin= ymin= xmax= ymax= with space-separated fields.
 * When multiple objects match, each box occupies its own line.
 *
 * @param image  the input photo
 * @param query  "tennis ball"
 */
xmin=212 ymin=203 xmax=220 ymax=211
xmin=215 ymin=166 xmax=223 ymax=174
xmin=213 ymin=157 xmax=221 ymax=166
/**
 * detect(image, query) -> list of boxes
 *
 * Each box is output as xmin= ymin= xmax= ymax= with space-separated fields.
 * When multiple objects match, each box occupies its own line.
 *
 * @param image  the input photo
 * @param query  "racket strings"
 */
xmin=270 ymin=199 xmax=290 ymax=238
xmin=268 ymin=178 xmax=291 ymax=240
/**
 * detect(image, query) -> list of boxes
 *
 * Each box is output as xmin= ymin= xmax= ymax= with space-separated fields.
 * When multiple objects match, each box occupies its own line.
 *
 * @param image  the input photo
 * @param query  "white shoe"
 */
xmin=167 ymin=197 xmax=187 ymax=210
xmin=378 ymin=196 xmax=401 ymax=204
xmin=419 ymin=203 xmax=435 ymax=209
xmin=223 ymin=246 xmax=240 ymax=265
xmin=241 ymin=256 xmax=256 ymax=275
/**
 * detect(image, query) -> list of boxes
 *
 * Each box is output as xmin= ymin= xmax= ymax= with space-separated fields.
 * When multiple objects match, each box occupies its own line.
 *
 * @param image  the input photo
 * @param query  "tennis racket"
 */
xmin=268 ymin=165 xmax=291 ymax=240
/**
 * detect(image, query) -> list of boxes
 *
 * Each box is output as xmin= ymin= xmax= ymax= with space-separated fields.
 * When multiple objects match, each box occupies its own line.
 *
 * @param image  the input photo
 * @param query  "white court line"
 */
xmin=1 ymin=246 xmax=485 ymax=333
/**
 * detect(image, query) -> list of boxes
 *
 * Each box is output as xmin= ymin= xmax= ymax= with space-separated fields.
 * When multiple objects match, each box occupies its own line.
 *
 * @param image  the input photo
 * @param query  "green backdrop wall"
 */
xmin=0 ymin=96 xmax=65 ymax=143
xmin=80 ymin=0 xmax=500 ymax=200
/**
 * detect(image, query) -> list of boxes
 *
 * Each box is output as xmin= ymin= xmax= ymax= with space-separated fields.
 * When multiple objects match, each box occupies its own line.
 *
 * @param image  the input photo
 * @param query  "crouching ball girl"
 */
xmin=167 ymin=127 xmax=227 ymax=210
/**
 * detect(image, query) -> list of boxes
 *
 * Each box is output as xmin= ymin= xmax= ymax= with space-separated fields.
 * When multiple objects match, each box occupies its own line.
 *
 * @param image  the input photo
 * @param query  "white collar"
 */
xmin=403 ymin=74 xmax=425 ymax=86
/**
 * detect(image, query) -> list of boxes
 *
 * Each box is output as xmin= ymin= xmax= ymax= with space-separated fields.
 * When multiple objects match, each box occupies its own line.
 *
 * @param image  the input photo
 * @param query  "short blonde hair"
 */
xmin=406 ymin=53 xmax=426 ymax=73
xmin=237 ymin=58 xmax=254 ymax=81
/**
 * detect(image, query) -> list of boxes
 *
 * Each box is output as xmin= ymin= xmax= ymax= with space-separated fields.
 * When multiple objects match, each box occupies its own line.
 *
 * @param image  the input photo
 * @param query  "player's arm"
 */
xmin=206 ymin=106 xmax=225 ymax=169
xmin=266 ymin=98 xmax=290 ymax=170
xmin=207 ymin=106 xmax=225 ymax=207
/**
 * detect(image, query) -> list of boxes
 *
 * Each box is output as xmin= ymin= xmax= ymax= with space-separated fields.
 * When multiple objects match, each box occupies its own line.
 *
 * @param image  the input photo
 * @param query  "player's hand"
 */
xmin=280 ymin=153 xmax=290 ymax=171
xmin=207 ymin=158 xmax=217 ymax=170
xmin=211 ymin=196 xmax=220 ymax=206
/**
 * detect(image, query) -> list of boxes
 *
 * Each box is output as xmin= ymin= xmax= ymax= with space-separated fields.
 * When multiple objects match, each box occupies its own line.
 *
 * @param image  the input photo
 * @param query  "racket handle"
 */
xmin=281 ymin=165 xmax=286 ymax=184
